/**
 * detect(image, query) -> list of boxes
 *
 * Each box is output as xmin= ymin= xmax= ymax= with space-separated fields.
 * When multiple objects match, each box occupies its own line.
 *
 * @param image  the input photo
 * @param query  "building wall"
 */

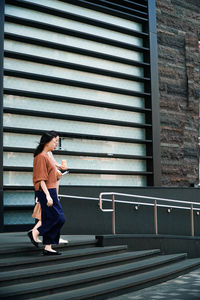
xmin=1 ymin=0 xmax=160 ymax=231
xmin=1 ymin=0 xmax=200 ymax=233
xmin=156 ymin=0 xmax=200 ymax=186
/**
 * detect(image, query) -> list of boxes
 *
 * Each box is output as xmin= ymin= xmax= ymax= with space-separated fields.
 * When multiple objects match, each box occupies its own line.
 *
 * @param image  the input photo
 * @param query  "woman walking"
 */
xmin=31 ymin=131 xmax=68 ymax=244
xmin=28 ymin=132 xmax=66 ymax=255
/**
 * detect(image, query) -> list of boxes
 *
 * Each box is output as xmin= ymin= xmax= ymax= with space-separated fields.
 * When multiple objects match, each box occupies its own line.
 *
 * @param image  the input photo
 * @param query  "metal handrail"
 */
xmin=99 ymin=192 xmax=200 ymax=236
xmin=59 ymin=193 xmax=200 ymax=211
xmin=59 ymin=192 xmax=200 ymax=236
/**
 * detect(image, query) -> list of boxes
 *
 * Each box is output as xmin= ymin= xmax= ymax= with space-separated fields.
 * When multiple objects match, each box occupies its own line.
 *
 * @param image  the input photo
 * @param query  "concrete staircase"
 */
xmin=0 ymin=234 xmax=200 ymax=299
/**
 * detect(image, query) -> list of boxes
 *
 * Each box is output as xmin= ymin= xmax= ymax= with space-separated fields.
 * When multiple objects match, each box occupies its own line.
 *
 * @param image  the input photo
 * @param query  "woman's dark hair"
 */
xmin=49 ymin=130 xmax=60 ymax=138
xmin=34 ymin=132 xmax=54 ymax=157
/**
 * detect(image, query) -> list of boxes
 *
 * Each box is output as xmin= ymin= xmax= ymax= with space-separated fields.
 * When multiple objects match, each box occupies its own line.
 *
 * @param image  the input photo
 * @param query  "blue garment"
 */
xmin=35 ymin=188 xmax=65 ymax=245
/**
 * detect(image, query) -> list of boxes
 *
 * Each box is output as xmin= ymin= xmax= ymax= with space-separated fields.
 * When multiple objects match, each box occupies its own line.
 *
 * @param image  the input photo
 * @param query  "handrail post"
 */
xmin=112 ymin=194 xmax=116 ymax=235
xmin=191 ymin=204 xmax=194 ymax=236
xmin=99 ymin=193 xmax=102 ymax=210
xmin=97 ymin=192 xmax=200 ymax=237
xmin=154 ymin=200 xmax=158 ymax=235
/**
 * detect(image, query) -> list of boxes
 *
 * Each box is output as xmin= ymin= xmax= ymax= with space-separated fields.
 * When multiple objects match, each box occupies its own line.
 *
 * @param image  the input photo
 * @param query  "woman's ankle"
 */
xmin=33 ymin=221 xmax=41 ymax=231
xmin=45 ymin=245 xmax=52 ymax=251
xmin=32 ymin=228 xmax=39 ymax=241
xmin=44 ymin=245 xmax=56 ymax=252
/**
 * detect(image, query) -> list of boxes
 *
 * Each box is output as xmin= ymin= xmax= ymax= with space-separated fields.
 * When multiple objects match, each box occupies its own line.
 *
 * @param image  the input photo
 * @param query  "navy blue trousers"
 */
xmin=35 ymin=188 xmax=66 ymax=245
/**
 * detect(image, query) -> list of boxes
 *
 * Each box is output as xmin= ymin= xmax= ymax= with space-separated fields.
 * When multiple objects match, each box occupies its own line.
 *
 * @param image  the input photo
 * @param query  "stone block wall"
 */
xmin=156 ymin=0 xmax=200 ymax=186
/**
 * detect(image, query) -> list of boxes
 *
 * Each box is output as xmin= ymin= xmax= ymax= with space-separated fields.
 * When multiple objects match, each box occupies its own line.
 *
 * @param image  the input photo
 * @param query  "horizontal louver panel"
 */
xmin=4 ymin=171 xmax=148 ymax=187
xmin=3 ymin=133 xmax=148 ymax=156
xmin=4 ymin=95 xmax=146 ymax=124
xmin=7 ymin=0 xmax=146 ymax=30
xmin=4 ymin=41 xmax=145 ymax=77
xmin=3 ymin=152 xmax=147 ymax=172
xmin=5 ymin=5 xmax=144 ymax=46
xmin=4 ymin=113 xmax=146 ymax=139
xmin=4 ymin=58 xmax=145 ymax=92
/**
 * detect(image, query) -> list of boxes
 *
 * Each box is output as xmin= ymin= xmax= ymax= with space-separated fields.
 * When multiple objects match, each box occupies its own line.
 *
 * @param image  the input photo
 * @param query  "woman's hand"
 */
xmin=57 ymin=160 xmax=68 ymax=171
xmin=46 ymin=195 xmax=53 ymax=207
xmin=56 ymin=170 xmax=62 ymax=180
xmin=59 ymin=164 xmax=68 ymax=171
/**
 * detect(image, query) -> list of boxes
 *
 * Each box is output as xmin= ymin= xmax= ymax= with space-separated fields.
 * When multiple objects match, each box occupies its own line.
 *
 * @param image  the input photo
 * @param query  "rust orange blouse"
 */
xmin=33 ymin=152 xmax=57 ymax=191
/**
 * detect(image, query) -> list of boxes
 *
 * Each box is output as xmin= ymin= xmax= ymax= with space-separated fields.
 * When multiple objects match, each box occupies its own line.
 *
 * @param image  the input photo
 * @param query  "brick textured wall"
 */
xmin=156 ymin=0 xmax=200 ymax=186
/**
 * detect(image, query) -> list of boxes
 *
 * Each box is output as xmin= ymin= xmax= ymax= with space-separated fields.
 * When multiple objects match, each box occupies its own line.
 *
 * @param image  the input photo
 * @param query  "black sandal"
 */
xmin=27 ymin=230 xmax=39 ymax=248
xmin=43 ymin=249 xmax=62 ymax=255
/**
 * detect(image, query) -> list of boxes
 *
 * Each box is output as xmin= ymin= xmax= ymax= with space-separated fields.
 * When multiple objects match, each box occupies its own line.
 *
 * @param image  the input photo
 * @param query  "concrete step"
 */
xmin=0 ymin=234 xmax=97 ymax=258
xmin=0 ymin=249 xmax=161 ymax=286
xmin=0 ymin=253 xmax=189 ymax=299
xmin=22 ymin=258 xmax=200 ymax=300
xmin=0 ymin=245 xmax=128 ymax=271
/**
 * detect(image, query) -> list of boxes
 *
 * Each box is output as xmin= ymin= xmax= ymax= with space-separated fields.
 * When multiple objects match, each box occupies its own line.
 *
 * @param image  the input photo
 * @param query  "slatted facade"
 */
xmin=0 ymin=0 xmax=159 ymax=230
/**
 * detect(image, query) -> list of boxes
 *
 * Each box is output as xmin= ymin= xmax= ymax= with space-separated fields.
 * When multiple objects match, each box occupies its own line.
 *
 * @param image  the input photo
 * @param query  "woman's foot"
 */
xmin=32 ymin=228 xmax=39 ymax=243
xmin=29 ymin=230 xmax=41 ymax=243
xmin=59 ymin=237 xmax=68 ymax=244
xmin=43 ymin=245 xmax=61 ymax=255
xmin=44 ymin=245 xmax=57 ymax=252
xmin=43 ymin=249 xmax=61 ymax=255
xmin=27 ymin=230 xmax=39 ymax=248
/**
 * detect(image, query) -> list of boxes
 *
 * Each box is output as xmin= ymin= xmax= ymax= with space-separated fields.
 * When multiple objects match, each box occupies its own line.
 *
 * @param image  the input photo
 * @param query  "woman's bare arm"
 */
xmin=40 ymin=181 xmax=53 ymax=207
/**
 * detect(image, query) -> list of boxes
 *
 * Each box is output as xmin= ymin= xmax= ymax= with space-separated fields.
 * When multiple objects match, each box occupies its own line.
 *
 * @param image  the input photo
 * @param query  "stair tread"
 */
xmin=0 ymin=253 xmax=189 ymax=297
xmin=22 ymin=258 xmax=200 ymax=300
xmin=0 ymin=245 xmax=127 ymax=267
xmin=0 ymin=249 xmax=161 ymax=282
xmin=0 ymin=233 xmax=97 ymax=255
xmin=0 ymin=239 xmax=97 ymax=255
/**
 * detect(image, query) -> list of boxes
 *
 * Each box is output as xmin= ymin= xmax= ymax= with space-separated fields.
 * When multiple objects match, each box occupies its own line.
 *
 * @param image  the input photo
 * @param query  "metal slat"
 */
xmin=4 ymin=88 xmax=151 ymax=113
xmin=5 ymin=15 xmax=149 ymax=53
xmin=4 ymin=51 xmax=150 ymax=84
xmin=3 ymin=166 xmax=152 ymax=176
xmin=6 ymin=0 xmax=148 ymax=37
xmin=3 ymin=107 xmax=151 ymax=129
xmin=4 ymin=33 xmax=150 ymax=68
xmin=3 ymin=126 xmax=152 ymax=144
xmin=63 ymin=0 xmax=148 ymax=23
xmin=4 ymin=69 xmax=150 ymax=98
xmin=83 ymin=0 xmax=148 ymax=17
xmin=3 ymin=147 xmax=152 ymax=160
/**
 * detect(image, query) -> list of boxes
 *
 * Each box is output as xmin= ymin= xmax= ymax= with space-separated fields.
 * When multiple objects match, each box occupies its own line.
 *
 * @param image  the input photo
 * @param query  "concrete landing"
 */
xmin=0 ymin=232 xmax=96 ymax=251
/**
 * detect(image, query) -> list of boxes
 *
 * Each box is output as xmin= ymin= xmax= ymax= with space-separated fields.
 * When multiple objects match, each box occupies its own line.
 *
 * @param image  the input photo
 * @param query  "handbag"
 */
xmin=32 ymin=201 xmax=41 ymax=220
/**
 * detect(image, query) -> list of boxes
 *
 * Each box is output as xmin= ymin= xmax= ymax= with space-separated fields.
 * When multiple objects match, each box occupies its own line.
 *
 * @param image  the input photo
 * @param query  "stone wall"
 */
xmin=156 ymin=0 xmax=200 ymax=186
